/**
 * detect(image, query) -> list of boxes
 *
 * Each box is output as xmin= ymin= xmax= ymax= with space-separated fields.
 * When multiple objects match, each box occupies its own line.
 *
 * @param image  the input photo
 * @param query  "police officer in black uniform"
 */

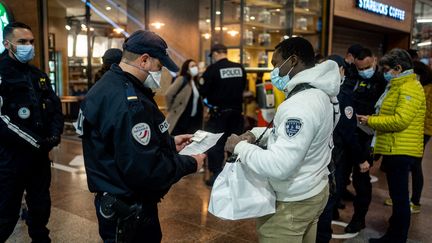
xmin=200 ymin=44 xmax=247 ymax=186
xmin=344 ymin=48 xmax=386 ymax=233
xmin=0 ymin=22 xmax=63 ymax=242
xmin=78 ymin=30 xmax=205 ymax=243
xmin=317 ymin=55 xmax=364 ymax=243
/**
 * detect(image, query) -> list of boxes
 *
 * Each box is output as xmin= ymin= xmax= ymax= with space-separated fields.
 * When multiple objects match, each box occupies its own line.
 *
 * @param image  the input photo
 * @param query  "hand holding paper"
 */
xmin=179 ymin=130 xmax=224 ymax=156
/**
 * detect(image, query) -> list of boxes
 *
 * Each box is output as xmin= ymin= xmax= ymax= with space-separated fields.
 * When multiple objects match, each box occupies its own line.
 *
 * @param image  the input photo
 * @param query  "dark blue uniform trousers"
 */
xmin=0 ymin=149 xmax=51 ymax=242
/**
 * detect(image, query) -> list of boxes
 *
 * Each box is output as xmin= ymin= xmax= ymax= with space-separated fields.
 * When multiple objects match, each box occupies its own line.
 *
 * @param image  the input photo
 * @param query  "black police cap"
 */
xmin=123 ymin=30 xmax=179 ymax=72
xmin=327 ymin=54 xmax=347 ymax=69
xmin=209 ymin=43 xmax=227 ymax=57
xmin=102 ymin=48 xmax=122 ymax=65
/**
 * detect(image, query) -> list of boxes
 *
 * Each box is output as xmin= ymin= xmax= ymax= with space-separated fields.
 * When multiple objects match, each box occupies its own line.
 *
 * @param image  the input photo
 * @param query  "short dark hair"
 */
xmin=407 ymin=49 xmax=419 ymax=60
xmin=356 ymin=48 xmax=373 ymax=61
xmin=275 ymin=37 xmax=315 ymax=67
xmin=122 ymin=50 xmax=141 ymax=62
xmin=379 ymin=48 xmax=413 ymax=72
xmin=3 ymin=22 xmax=32 ymax=41
xmin=413 ymin=60 xmax=432 ymax=86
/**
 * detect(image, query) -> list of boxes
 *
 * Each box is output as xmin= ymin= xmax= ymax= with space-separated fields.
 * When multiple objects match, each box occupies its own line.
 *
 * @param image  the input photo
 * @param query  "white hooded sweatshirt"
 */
xmin=234 ymin=60 xmax=340 ymax=201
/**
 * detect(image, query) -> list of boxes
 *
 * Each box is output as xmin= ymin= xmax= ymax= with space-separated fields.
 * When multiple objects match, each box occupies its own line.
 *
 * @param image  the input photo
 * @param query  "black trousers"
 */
xmin=94 ymin=194 xmax=162 ymax=243
xmin=410 ymin=135 xmax=429 ymax=205
xmin=0 ymin=148 xmax=51 ymax=243
xmin=350 ymin=130 xmax=372 ymax=221
xmin=382 ymin=155 xmax=416 ymax=243
xmin=205 ymin=110 xmax=243 ymax=174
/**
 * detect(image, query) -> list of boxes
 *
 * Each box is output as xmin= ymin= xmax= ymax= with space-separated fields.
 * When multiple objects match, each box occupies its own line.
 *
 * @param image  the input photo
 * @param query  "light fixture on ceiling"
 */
xmin=417 ymin=17 xmax=432 ymax=23
xmin=250 ymin=16 xmax=256 ymax=20
xmin=65 ymin=24 xmax=71 ymax=31
xmin=90 ymin=27 xmax=95 ymax=31
xmin=106 ymin=6 xmax=111 ymax=11
xmin=206 ymin=19 xmax=210 ymax=23
xmin=418 ymin=40 xmax=432 ymax=47
xmin=81 ymin=24 xmax=87 ymax=31
xmin=227 ymin=30 xmax=239 ymax=37
xmin=202 ymin=33 xmax=211 ymax=39
xmin=216 ymin=11 xmax=221 ymax=15
xmin=151 ymin=22 xmax=165 ymax=29
xmin=113 ymin=27 xmax=124 ymax=34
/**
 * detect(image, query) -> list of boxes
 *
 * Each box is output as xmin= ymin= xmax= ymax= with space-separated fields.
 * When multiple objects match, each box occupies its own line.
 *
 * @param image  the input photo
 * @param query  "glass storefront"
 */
xmin=412 ymin=0 xmax=432 ymax=65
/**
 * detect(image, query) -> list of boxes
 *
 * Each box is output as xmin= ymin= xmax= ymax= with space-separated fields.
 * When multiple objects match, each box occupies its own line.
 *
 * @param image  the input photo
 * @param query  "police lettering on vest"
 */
xmin=220 ymin=67 xmax=243 ymax=79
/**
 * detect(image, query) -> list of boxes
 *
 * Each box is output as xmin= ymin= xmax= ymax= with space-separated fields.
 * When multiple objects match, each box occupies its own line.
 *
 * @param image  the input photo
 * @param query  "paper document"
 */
xmin=179 ymin=130 xmax=224 ymax=156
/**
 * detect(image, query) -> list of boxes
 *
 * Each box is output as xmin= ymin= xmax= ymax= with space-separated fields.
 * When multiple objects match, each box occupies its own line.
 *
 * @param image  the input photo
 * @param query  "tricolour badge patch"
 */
xmin=285 ymin=118 xmax=303 ymax=138
xmin=132 ymin=123 xmax=151 ymax=146
xmin=344 ymin=106 xmax=354 ymax=119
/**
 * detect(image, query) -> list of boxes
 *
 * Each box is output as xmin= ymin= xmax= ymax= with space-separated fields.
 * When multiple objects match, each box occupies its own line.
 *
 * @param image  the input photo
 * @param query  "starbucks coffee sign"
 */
xmin=357 ymin=0 xmax=405 ymax=21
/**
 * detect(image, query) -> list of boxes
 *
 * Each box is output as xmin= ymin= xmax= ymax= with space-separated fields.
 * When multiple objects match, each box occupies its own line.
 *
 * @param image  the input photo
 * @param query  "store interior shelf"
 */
xmin=224 ymin=20 xmax=284 ymax=30
xmin=232 ymin=0 xmax=284 ymax=8
xmin=245 ymin=67 xmax=273 ymax=72
xmin=244 ymin=45 xmax=273 ymax=51
xmin=294 ymin=8 xmax=318 ymax=16
xmin=293 ymin=29 xmax=317 ymax=35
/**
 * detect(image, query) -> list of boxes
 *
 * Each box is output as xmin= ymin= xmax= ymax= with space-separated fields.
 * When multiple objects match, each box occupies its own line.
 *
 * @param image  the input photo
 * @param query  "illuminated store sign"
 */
xmin=357 ymin=0 xmax=405 ymax=21
xmin=0 ymin=2 xmax=11 ymax=53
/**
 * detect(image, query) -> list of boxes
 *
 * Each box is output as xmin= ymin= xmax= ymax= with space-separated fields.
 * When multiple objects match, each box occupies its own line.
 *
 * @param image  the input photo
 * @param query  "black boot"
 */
xmin=345 ymin=218 xmax=365 ymax=233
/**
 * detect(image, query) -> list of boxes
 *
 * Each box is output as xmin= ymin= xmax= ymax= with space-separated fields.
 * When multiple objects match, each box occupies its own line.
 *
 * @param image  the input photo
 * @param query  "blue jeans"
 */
xmin=382 ymin=155 xmax=416 ymax=243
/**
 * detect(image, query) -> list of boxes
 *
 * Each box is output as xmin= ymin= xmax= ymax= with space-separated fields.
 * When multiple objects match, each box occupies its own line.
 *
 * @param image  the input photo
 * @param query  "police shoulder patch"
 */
xmin=132 ymin=123 xmax=151 ymax=146
xmin=344 ymin=106 xmax=354 ymax=119
xmin=285 ymin=118 xmax=303 ymax=138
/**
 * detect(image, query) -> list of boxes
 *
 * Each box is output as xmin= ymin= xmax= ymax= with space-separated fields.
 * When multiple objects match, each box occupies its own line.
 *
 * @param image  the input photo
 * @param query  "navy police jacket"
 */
xmin=79 ymin=64 xmax=197 ymax=201
xmin=200 ymin=58 xmax=246 ymax=111
xmin=333 ymin=78 xmax=366 ymax=165
xmin=0 ymin=53 xmax=63 ymax=151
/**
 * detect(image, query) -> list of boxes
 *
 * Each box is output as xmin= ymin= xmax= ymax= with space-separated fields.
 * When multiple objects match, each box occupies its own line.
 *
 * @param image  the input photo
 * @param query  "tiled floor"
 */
xmin=6 ymin=136 xmax=432 ymax=242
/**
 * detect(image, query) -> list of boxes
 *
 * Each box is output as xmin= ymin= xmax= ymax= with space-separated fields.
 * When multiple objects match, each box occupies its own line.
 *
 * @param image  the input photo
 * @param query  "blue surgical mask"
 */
xmin=8 ymin=41 xmax=35 ymax=63
xmin=384 ymin=71 xmax=393 ymax=82
xmin=271 ymin=57 xmax=294 ymax=91
xmin=358 ymin=66 xmax=375 ymax=79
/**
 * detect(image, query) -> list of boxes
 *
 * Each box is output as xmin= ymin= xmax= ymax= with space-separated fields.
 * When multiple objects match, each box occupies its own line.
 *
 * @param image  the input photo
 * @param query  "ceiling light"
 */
xmin=206 ymin=19 xmax=210 ymax=23
xmin=417 ymin=17 xmax=432 ymax=23
xmin=113 ymin=28 xmax=124 ymax=34
xmin=276 ymin=9 xmax=280 ymax=12
xmin=105 ymin=6 xmax=111 ymax=11
xmin=418 ymin=40 xmax=432 ymax=47
xmin=227 ymin=30 xmax=239 ymax=37
xmin=202 ymin=33 xmax=211 ymax=39
xmin=90 ymin=27 xmax=95 ymax=31
xmin=65 ymin=25 xmax=71 ymax=31
xmin=250 ymin=16 xmax=256 ymax=20
xmin=216 ymin=11 xmax=221 ymax=15
xmin=151 ymin=22 xmax=165 ymax=29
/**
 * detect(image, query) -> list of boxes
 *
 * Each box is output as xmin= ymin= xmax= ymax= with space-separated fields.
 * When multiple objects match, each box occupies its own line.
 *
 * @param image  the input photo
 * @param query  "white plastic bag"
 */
xmin=208 ymin=159 xmax=276 ymax=220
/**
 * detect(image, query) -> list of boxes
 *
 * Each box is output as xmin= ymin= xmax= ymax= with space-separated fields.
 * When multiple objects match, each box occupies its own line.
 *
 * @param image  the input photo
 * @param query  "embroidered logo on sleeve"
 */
xmin=132 ymin=123 xmax=151 ymax=146
xmin=344 ymin=106 xmax=354 ymax=119
xmin=405 ymin=95 xmax=412 ymax=101
xmin=159 ymin=120 xmax=170 ymax=133
xmin=285 ymin=118 xmax=303 ymax=138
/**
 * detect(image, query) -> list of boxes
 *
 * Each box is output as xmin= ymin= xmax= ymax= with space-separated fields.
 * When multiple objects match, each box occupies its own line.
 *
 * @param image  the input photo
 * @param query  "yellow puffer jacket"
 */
xmin=423 ymin=84 xmax=432 ymax=136
xmin=368 ymin=73 xmax=426 ymax=157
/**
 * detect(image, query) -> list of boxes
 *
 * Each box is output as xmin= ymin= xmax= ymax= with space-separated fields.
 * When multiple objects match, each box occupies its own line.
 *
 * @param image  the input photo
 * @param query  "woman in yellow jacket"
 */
xmin=357 ymin=49 xmax=426 ymax=243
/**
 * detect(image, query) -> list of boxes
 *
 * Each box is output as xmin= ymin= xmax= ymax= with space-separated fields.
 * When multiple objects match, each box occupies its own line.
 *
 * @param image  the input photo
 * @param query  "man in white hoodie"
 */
xmin=225 ymin=37 xmax=340 ymax=243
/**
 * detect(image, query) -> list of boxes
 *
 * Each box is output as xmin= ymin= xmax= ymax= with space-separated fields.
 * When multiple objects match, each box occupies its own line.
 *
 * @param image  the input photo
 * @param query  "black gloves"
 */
xmin=39 ymin=135 xmax=60 ymax=152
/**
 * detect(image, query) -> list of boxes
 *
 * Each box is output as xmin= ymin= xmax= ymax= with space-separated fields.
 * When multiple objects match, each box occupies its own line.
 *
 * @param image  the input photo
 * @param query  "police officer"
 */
xmin=78 ymin=30 xmax=205 ymax=242
xmin=0 ymin=22 xmax=63 ymax=242
xmin=199 ymin=44 xmax=246 ymax=186
xmin=344 ymin=48 xmax=386 ymax=233
xmin=317 ymin=55 xmax=364 ymax=243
